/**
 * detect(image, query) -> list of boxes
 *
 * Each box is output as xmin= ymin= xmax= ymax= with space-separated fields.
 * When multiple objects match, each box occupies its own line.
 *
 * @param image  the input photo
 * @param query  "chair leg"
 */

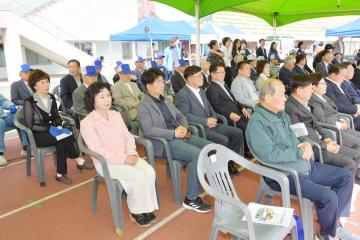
xmin=209 ymin=224 xmax=219 ymax=240
xmin=166 ymin=162 xmax=171 ymax=178
xmin=155 ymin=180 xmax=161 ymax=209
xmin=92 ymin=176 xmax=100 ymax=213
xmin=26 ymin=147 xmax=31 ymax=177
xmin=106 ymin=182 xmax=123 ymax=235
xmin=302 ymin=199 xmax=314 ymax=240
xmin=35 ymin=151 xmax=46 ymax=187
xmin=167 ymin=160 xmax=181 ymax=204
xmin=173 ymin=162 xmax=182 ymax=204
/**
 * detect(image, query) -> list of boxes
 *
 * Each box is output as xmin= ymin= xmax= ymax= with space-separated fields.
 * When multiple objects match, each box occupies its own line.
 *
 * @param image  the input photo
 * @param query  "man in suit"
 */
xmin=315 ymin=50 xmax=332 ymax=76
xmin=11 ymin=64 xmax=33 ymax=106
xmin=112 ymin=60 xmax=122 ymax=84
xmin=333 ymin=37 xmax=345 ymax=59
xmin=247 ymin=54 xmax=258 ymax=82
xmin=246 ymin=78 xmax=354 ymax=240
xmin=285 ymin=74 xmax=360 ymax=179
xmin=175 ymin=65 xmax=244 ymax=174
xmin=94 ymin=59 xmax=110 ymax=85
xmin=171 ymin=59 xmax=188 ymax=93
xmin=206 ymin=62 xmax=250 ymax=131
xmin=332 ymin=52 xmax=342 ymax=65
xmin=137 ymin=68 xmax=212 ymax=213
xmin=352 ymin=59 xmax=360 ymax=89
xmin=326 ymin=64 xmax=360 ymax=130
xmin=279 ymin=56 xmax=295 ymax=95
xmin=132 ymin=56 xmax=146 ymax=91
xmin=113 ymin=64 xmax=144 ymax=120
xmin=341 ymin=62 xmax=360 ymax=104
xmin=60 ymin=59 xmax=82 ymax=110
xmin=72 ymin=65 xmax=98 ymax=116
xmin=256 ymin=38 xmax=267 ymax=59
xmin=293 ymin=55 xmax=310 ymax=76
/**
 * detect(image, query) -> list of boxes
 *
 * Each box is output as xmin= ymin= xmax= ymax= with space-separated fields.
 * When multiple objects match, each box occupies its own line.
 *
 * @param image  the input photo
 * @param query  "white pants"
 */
xmin=95 ymin=158 xmax=159 ymax=214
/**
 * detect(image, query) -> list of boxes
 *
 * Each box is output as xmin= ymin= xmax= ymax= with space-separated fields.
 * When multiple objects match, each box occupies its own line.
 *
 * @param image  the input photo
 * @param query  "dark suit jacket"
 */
xmin=351 ymin=67 xmax=360 ymax=90
xmin=279 ymin=66 xmax=293 ymax=95
xmin=175 ymin=85 xmax=217 ymax=127
xmin=256 ymin=47 xmax=267 ymax=59
xmin=315 ymin=61 xmax=328 ymax=76
xmin=137 ymin=94 xmax=188 ymax=156
xmin=205 ymin=81 xmax=244 ymax=121
xmin=171 ymin=71 xmax=186 ymax=93
xmin=10 ymin=79 xmax=33 ymax=106
xmin=341 ymin=80 xmax=360 ymax=104
xmin=309 ymin=94 xmax=340 ymax=126
xmin=60 ymin=74 xmax=82 ymax=109
xmin=332 ymin=59 xmax=341 ymax=65
xmin=325 ymin=78 xmax=357 ymax=114
xmin=292 ymin=65 xmax=309 ymax=75
xmin=285 ymin=95 xmax=331 ymax=149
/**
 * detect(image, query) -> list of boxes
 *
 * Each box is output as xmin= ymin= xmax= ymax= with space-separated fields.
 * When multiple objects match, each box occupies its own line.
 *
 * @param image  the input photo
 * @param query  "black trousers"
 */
xmin=33 ymin=131 xmax=79 ymax=175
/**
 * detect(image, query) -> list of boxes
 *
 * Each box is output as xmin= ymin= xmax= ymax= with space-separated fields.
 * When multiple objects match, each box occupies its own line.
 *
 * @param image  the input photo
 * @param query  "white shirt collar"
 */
xmin=186 ymin=84 xmax=200 ymax=93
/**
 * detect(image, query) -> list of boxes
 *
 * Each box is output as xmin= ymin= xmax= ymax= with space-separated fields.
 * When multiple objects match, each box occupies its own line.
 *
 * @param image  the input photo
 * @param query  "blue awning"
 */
xmin=326 ymin=18 xmax=360 ymax=37
xmin=110 ymin=18 xmax=193 ymax=41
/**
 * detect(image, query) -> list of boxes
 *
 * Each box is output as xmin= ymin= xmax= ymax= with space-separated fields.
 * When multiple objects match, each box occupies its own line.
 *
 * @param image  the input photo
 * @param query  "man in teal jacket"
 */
xmin=246 ymin=79 xmax=356 ymax=240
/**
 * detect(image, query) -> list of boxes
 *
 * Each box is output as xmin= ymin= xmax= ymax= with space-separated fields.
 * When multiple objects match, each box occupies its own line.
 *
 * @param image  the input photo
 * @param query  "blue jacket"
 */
xmin=245 ymin=104 xmax=311 ymax=175
xmin=325 ymin=78 xmax=357 ymax=114
xmin=164 ymin=46 xmax=181 ymax=72
xmin=341 ymin=80 xmax=360 ymax=104
xmin=0 ymin=93 xmax=15 ymax=118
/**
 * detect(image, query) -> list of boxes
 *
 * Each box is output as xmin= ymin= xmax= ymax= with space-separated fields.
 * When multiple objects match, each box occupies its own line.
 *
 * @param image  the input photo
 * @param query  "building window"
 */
xmin=0 ymin=44 xmax=6 ymax=67
xmin=25 ymin=48 xmax=51 ymax=65
xmin=122 ymin=42 xmax=132 ymax=59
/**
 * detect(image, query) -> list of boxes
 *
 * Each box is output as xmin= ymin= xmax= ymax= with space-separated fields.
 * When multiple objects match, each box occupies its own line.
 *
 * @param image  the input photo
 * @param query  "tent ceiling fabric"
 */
xmin=153 ymin=0 xmax=360 ymax=27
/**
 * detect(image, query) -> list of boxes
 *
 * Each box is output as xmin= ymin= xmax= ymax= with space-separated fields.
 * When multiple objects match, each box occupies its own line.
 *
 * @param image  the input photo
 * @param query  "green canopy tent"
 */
xmin=153 ymin=0 xmax=360 ymax=64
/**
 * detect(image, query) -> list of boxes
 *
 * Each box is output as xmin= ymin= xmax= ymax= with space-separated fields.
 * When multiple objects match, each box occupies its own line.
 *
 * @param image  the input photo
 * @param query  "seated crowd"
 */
xmin=1 ymin=36 xmax=360 ymax=239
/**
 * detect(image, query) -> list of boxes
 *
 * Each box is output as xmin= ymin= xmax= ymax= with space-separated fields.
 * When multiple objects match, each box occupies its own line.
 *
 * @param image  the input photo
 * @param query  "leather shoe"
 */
xmin=145 ymin=212 xmax=156 ymax=223
xmin=77 ymin=161 xmax=95 ymax=170
xmin=55 ymin=175 xmax=72 ymax=185
xmin=129 ymin=213 xmax=151 ymax=227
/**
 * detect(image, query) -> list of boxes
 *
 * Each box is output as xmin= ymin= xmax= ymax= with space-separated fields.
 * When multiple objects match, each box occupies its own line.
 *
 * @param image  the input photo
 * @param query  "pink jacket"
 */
xmin=80 ymin=110 xmax=138 ymax=165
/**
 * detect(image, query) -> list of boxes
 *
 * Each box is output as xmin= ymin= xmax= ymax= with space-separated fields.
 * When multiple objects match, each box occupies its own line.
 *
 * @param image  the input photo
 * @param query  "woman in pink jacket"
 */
xmin=80 ymin=82 xmax=158 ymax=227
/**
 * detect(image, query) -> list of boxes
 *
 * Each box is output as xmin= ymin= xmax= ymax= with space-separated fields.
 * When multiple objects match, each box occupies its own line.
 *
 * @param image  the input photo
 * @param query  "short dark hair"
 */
xmin=141 ymin=68 xmax=164 ymax=89
xmin=259 ymin=38 xmax=265 ymax=43
xmin=209 ymin=40 xmax=217 ymax=49
xmin=334 ymin=52 xmax=342 ymax=57
xmin=308 ymin=72 xmax=324 ymax=86
xmin=67 ymin=59 xmax=80 ymax=67
xmin=291 ymin=74 xmax=312 ymax=93
xmin=320 ymin=50 xmax=330 ymax=59
xmin=222 ymin=37 xmax=231 ymax=46
xmin=84 ymin=81 xmax=112 ymax=112
xmin=341 ymin=62 xmax=352 ymax=68
xmin=325 ymin=43 xmax=334 ymax=50
xmin=297 ymin=41 xmax=304 ymax=49
xmin=209 ymin=62 xmax=225 ymax=74
xmin=28 ymin=69 xmax=50 ymax=92
xmin=184 ymin=65 xmax=202 ymax=80
xmin=256 ymin=60 xmax=269 ymax=75
xmin=295 ymin=54 xmax=306 ymax=64
xmin=328 ymin=63 xmax=346 ymax=75
xmin=235 ymin=61 xmax=249 ymax=73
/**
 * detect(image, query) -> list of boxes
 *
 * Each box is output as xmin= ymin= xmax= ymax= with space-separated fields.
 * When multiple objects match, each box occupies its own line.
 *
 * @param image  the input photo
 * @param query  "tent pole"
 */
xmin=195 ymin=0 xmax=200 ymax=66
xmin=109 ymin=40 xmax=112 ymax=63
xmin=272 ymin=14 xmax=277 ymax=38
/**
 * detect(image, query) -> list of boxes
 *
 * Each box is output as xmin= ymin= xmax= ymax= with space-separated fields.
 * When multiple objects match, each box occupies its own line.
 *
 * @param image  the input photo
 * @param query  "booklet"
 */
xmin=290 ymin=123 xmax=308 ymax=138
xmin=242 ymin=202 xmax=294 ymax=227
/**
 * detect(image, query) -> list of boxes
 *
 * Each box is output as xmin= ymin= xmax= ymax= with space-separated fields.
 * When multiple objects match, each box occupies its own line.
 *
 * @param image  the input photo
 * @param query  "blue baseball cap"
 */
xmin=119 ymin=64 xmax=131 ymax=74
xmin=83 ymin=65 xmax=97 ymax=76
xmin=136 ymin=56 xmax=145 ymax=62
xmin=115 ymin=60 xmax=122 ymax=67
xmin=94 ymin=59 xmax=103 ymax=69
xmin=150 ymin=61 xmax=158 ymax=69
xmin=20 ymin=64 xmax=31 ymax=72
xmin=155 ymin=53 xmax=165 ymax=59
xmin=178 ymin=59 xmax=188 ymax=67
